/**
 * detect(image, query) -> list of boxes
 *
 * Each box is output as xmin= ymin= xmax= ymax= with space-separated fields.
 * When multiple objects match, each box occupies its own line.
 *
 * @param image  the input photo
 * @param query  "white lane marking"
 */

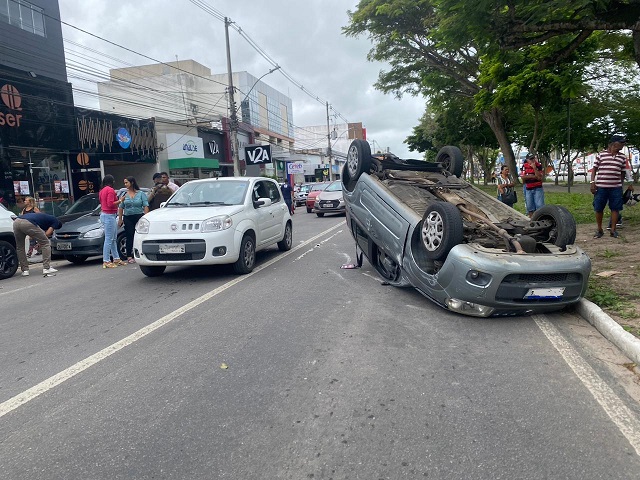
xmin=534 ymin=314 xmax=640 ymax=455
xmin=0 ymin=283 xmax=39 ymax=296
xmin=0 ymin=222 xmax=343 ymax=419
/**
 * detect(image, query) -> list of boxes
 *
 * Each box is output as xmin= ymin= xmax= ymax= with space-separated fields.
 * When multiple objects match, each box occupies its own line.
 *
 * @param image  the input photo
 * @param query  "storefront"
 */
xmin=166 ymin=131 xmax=221 ymax=183
xmin=0 ymin=65 xmax=75 ymax=214
xmin=72 ymin=108 xmax=157 ymax=196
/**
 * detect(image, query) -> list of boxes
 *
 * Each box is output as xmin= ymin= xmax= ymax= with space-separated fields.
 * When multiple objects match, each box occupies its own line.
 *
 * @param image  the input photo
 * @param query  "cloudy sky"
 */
xmin=57 ymin=0 xmax=425 ymax=158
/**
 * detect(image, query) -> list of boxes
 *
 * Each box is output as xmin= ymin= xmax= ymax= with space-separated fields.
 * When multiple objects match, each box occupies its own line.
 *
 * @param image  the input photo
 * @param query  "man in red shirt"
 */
xmin=521 ymin=153 xmax=545 ymax=218
xmin=591 ymin=134 xmax=630 ymax=238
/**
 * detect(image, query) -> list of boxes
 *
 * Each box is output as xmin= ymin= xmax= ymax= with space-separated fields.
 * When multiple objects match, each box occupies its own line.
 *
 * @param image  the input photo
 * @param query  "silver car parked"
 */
xmin=342 ymin=139 xmax=591 ymax=317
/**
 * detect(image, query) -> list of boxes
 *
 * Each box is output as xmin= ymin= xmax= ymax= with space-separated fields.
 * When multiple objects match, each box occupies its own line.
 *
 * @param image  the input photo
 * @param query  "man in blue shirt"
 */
xmin=280 ymin=181 xmax=294 ymax=215
xmin=13 ymin=212 xmax=62 ymax=277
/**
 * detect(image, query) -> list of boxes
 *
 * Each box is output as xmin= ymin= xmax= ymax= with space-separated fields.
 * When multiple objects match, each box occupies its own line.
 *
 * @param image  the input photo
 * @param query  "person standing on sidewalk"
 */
xmin=521 ymin=152 xmax=545 ymax=218
xmin=13 ymin=212 xmax=62 ymax=277
xmin=99 ymin=174 xmax=126 ymax=268
xmin=118 ymin=176 xmax=149 ymax=264
xmin=591 ymin=134 xmax=631 ymax=239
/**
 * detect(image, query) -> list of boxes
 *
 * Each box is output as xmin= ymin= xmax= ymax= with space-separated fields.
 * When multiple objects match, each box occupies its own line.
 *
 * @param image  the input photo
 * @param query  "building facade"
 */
xmin=0 ymin=0 xmax=76 ymax=213
xmin=97 ymin=60 xmax=294 ymax=180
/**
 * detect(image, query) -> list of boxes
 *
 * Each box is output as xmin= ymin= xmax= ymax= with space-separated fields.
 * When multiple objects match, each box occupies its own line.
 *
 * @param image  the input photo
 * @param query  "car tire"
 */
xmin=531 ymin=205 xmax=576 ymax=248
xmin=64 ymin=254 xmax=88 ymax=264
xmin=436 ymin=146 xmax=464 ymax=178
xmin=233 ymin=234 xmax=256 ymax=274
xmin=117 ymin=233 xmax=127 ymax=260
xmin=0 ymin=240 xmax=19 ymax=280
xmin=420 ymin=202 xmax=464 ymax=261
xmin=306 ymin=207 xmax=312 ymax=213
xmin=316 ymin=212 xmax=325 ymax=217
xmin=343 ymin=139 xmax=372 ymax=192
xmin=140 ymin=265 xmax=166 ymax=277
xmin=278 ymin=222 xmax=293 ymax=251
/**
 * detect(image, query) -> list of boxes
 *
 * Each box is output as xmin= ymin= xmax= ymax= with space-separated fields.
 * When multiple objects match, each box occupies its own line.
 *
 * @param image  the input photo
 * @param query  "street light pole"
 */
xmin=225 ymin=17 xmax=241 ymax=177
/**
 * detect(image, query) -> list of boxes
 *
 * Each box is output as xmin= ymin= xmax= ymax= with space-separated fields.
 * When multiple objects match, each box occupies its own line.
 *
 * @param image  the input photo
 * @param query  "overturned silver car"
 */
xmin=342 ymin=140 xmax=591 ymax=317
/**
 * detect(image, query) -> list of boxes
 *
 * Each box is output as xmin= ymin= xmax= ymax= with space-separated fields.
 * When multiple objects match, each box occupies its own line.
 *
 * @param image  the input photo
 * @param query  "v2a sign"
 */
xmin=245 ymin=144 xmax=272 ymax=165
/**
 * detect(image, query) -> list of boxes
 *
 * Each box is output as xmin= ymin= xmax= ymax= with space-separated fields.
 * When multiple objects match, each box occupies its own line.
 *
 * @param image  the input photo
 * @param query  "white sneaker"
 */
xmin=21 ymin=270 xmax=29 ymax=276
xmin=42 ymin=267 xmax=58 ymax=275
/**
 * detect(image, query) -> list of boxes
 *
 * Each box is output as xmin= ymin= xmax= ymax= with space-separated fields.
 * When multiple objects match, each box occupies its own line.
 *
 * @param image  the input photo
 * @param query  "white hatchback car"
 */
xmin=134 ymin=177 xmax=292 ymax=277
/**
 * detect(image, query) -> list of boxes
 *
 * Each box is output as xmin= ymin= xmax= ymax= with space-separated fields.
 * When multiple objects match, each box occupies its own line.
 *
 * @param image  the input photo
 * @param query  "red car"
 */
xmin=305 ymin=182 xmax=330 ymax=213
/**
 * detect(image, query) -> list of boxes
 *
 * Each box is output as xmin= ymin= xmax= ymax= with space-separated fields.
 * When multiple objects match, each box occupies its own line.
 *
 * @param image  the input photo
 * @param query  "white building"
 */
xmin=97 ymin=60 xmax=294 ymax=178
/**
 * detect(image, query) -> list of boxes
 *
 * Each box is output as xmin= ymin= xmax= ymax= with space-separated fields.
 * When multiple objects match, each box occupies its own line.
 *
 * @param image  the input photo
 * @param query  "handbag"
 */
xmin=501 ymin=189 xmax=517 ymax=204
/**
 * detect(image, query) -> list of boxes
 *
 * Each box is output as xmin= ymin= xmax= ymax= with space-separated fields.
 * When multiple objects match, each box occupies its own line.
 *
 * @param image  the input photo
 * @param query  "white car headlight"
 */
xmin=202 ymin=215 xmax=232 ymax=232
xmin=82 ymin=227 xmax=104 ymax=239
xmin=136 ymin=217 xmax=150 ymax=234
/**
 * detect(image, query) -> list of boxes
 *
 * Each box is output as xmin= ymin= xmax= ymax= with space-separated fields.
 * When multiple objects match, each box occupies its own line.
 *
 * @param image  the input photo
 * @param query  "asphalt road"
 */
xmin=1 ymin=212 xmax=640 ymax=479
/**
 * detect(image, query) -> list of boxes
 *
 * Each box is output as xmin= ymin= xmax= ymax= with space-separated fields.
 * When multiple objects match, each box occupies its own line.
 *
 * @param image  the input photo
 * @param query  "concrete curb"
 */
xmin=576 ymin=298 xmax=640 ymax=366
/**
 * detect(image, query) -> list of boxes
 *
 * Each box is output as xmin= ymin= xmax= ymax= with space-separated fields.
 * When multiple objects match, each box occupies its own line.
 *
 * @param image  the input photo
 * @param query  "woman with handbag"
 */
xmin=497 ymin=165 xmax=517 ymax=207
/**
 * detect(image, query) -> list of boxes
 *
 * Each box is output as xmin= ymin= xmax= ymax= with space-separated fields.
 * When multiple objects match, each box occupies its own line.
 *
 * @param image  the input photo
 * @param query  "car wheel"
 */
xmin=306 ymin=207 xmax=312 ymax=213
xmin=233 ymin=234 xmax=256 ymax=274
xmin=531 ymin=205 xmax=576 ymax=249
xmin=140 ymin=265 xmax=166 ymax=277
xmin=420 ymin=202 xmax=464 ymax=261
xmin=64 ymin=254 xmax=88 ymax=264
xmin=0 ymin=240 xmax=19 ymax=280
xmin=116 ymin=233 xmax=127 ymax=260
xmin=278 ymin=222 xmax=293 ymax=251
xmin=316 ymin=212 xmax=325 ymax=217
xmin=343 ymin=139 xmax=372 ymax=192
xmin=436 ymin=146 xmax=464 ymax=178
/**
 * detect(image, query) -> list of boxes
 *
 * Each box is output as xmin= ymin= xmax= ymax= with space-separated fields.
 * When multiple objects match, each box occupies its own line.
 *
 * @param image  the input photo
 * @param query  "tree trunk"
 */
xmin=481 ymin=107 xmax=519 ymax=183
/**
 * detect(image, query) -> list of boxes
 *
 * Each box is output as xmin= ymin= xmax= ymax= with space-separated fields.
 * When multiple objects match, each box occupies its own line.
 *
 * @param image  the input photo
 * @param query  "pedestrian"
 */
xmin=521 ymin=152 xmax=545 ymax=218
xmin=281 ymin=180 xmax=294 ymax=214
xmin=147 ymin=173 xmax=174 ymax=211
xmin=497 ymin=165 xmax=517 ymax=207
xmin=118 ymin=176 xmax=149 ymax=264
xmin=13 ymin=211 xmax=62 ymax=277
xmin=99 ymin=174 xmax=126 ymax=268
xmin=591 ymin=134 xmax=631 ymax=239
xmin=20 ymin=196 xmax=41 ymax=257
xmin=160 ymin=172 xmax=180 ymax=192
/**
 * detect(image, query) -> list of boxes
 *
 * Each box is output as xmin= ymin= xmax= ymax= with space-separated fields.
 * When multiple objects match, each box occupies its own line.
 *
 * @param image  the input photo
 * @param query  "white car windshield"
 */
xmin=325 ymin=181 xmax=342 ymax=192
xmin=166 ymin=181 xmax=248 ymax=207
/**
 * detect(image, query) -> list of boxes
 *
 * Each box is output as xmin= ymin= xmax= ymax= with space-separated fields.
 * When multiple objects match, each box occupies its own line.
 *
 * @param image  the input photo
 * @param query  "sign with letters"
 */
xmin=245 ymin=144 xmax=272 ymax=165
xmin=287 ymin=161 xmax=304 ymax=174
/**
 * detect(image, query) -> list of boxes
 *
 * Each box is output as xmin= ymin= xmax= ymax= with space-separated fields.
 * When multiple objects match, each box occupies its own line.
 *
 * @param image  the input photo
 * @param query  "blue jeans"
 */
xmin=525 ymin=187 xmax=545 ymax=214
xmin=100 ymin=212 xmax=121 ymax=263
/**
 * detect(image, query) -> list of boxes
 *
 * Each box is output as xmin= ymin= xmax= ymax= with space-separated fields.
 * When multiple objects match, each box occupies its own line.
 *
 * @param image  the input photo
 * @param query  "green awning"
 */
xmin=168 ymin=158 xmax=220 ymax=169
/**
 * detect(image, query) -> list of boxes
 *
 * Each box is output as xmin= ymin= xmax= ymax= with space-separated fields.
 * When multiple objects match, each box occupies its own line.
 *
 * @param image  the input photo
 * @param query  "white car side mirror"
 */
xmin=256 ymin=197 xmax=272 ymax=207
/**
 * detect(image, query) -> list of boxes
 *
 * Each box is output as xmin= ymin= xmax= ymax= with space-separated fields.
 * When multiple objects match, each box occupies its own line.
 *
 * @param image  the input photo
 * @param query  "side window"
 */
xmin=252 ymin=181 xmax=268 ymax=203
xmin=265 ymin=182 xmax=281 ymax=202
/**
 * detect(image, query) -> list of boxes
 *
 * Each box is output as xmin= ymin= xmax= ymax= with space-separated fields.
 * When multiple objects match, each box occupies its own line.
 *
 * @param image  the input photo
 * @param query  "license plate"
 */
xmin=524 ymin=287 xmax=564 ymax=299
xmin=323 ymin=203 xmax=334 ymax=208
xmin=159 ymin=244 xmax=185 ymax=254
xmin=56 ymin=242 xmax=71 ymax=250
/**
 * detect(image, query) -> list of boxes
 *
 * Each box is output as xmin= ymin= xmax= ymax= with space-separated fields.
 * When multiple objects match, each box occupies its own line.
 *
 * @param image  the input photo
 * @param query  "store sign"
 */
xmin=245 ymin=144 xmax=272 ymax=164
xmin=208 ymin=140 xmax=219 ymax=155
xmin=0 ymin=84 xmax=22 ymax=127
xmin=287 ymin=161 xmax=304 ymax=174
xmin=166 ymin=134 xmax=204 ymax=160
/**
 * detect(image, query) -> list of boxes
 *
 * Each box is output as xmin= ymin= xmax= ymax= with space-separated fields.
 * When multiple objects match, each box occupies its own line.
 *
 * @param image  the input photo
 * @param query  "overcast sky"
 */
xmin=57 ymin=0 xmax=425 ymax=158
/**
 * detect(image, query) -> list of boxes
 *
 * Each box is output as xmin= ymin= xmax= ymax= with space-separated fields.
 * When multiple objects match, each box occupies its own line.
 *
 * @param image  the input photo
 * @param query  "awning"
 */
xmin=168 ymin=158 xmax=220 ymax=169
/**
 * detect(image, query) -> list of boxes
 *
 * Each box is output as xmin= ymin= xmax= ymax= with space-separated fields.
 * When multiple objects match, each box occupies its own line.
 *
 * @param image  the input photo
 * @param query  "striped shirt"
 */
xmin=594 ymin=151 xmax=627 ymax=188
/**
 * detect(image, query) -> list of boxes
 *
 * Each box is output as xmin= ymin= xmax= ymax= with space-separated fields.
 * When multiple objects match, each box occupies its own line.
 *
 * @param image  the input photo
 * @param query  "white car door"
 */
xmin=251 ymin=180 xmax=279 ymax=245
xmin=263 ymin=180 xmax=287 ymax=241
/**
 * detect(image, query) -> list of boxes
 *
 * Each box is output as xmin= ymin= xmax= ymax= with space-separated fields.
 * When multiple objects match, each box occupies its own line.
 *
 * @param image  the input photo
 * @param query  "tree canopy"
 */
xmin=345 ymin=0 xmax=640 ymax=181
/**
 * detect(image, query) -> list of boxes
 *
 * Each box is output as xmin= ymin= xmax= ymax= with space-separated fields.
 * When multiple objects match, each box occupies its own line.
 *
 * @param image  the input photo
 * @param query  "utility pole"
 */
xmin=225 ymin=17 xmax=241 ymax=177
xmin=326 ymin=101 xmax=334 ymax=181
